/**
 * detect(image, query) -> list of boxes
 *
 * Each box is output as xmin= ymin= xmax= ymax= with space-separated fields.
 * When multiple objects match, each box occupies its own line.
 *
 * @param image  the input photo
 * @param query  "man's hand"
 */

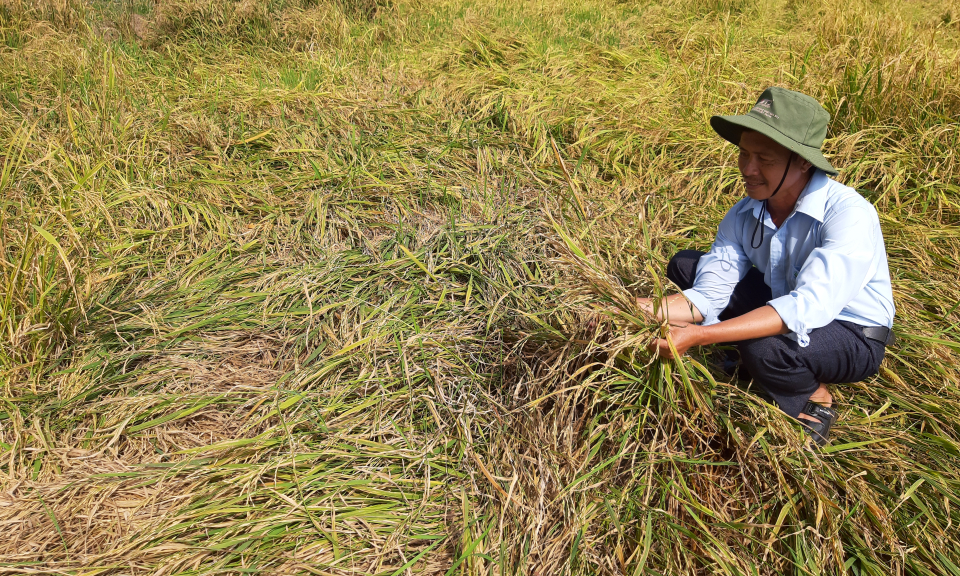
xmin=650 ymin=305 xmax=790 ymax=359
xmin=585 ymin=295 xmax=789 ymax=360
xmin=584 ymin=295 xmax=702 ymax=334
xmin=648 ymin=322 xmax=704 ymax=360
xmin=584 ymin=298 xmax=654 ymax=333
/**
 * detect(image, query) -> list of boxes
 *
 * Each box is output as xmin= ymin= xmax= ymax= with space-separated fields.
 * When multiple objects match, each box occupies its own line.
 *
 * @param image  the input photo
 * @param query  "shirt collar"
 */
xmin=736 ymin=169 xmax=829 ymax=223
xmin=793 ymin=170 xmax=829 ymax=222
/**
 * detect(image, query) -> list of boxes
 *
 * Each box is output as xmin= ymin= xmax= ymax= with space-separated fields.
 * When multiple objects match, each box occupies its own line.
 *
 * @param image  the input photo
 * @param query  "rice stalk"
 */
xmin=0 ymin=0 xmax=958 ymax=574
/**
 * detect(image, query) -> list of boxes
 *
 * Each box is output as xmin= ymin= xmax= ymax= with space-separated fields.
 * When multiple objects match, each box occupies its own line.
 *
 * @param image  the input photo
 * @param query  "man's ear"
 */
xmin=797 ymin=157 xmax=813 ymax=173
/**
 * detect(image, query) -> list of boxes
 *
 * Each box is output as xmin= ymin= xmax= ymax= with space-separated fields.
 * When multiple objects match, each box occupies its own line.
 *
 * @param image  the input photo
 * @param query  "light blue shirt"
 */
xmin=682 ymin=170 xmax=895 ymax=347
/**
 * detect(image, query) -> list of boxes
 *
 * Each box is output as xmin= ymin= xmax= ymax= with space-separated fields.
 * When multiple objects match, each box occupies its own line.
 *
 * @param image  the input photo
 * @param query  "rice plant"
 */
xmin=0 ymin=0 xmax=958 ymax=574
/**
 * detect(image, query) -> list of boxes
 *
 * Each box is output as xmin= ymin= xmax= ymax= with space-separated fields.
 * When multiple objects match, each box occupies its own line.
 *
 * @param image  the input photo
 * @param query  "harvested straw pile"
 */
xmin=1 ymin=0 xmax=958 ymax=574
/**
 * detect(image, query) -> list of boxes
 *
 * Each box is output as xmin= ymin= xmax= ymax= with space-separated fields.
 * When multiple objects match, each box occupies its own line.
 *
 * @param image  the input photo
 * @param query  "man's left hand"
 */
xmin=648 ymin=322 xmax=704 ymax=360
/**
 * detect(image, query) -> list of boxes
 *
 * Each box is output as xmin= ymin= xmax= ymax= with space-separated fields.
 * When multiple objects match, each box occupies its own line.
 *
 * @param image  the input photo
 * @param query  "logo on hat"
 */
xmin=750 ymin=99 xmax=779 ymax=119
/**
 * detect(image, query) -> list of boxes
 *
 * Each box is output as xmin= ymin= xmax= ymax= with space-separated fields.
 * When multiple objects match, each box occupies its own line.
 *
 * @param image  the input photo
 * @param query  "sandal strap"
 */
xmin=801 ymin=402 xmax=838 ymax=446
xmin=802 ymin=402 xmax=837 ymax=423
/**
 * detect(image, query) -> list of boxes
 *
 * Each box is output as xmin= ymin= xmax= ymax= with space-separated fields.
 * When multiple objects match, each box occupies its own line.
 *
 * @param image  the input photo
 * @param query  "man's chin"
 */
xmin=744 ymin=187 xmax=769 ymax=200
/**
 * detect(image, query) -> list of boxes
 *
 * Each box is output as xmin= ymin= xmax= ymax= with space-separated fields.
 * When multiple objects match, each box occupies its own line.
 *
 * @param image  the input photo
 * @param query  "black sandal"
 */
xmin=799 ymin=402 xmax=838 ymax=446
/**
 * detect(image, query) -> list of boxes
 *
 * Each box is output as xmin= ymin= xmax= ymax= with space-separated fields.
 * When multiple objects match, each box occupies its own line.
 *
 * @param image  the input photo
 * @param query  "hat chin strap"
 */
xmin=751 ymin=153 xmax=794 ymax=249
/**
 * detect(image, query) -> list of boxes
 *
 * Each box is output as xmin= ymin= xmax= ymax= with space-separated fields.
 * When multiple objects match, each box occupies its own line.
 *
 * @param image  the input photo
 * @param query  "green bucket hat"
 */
xmin=710 ymin=87 xmax=838 ymax=175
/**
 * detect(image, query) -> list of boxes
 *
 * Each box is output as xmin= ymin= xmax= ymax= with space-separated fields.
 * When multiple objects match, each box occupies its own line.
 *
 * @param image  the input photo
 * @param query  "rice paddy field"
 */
xmin=1 ymin=0 xmax=960 ymax=573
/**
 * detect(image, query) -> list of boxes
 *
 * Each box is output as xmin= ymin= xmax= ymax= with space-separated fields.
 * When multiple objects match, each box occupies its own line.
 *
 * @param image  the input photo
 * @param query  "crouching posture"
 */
xmin=640 ymin=87 xmax=895 ymax=445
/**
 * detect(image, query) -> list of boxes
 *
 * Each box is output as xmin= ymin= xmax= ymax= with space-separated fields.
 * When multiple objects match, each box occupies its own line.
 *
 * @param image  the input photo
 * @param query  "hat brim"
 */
xmin=710 ymin=114 xmax=838 ymax=175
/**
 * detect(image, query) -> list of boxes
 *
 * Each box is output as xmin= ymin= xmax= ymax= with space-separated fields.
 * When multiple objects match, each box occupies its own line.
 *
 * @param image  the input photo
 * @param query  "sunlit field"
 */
xmin=1 ymin=0 xmax=959 ymax=573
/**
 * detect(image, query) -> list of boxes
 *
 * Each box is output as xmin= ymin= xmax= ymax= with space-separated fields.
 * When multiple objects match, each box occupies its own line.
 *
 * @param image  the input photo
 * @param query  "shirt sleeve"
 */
xmin=767 ymin=203 xmax=879 ymax=347
xmin=682 ymin=206 xmax=752 ymax=325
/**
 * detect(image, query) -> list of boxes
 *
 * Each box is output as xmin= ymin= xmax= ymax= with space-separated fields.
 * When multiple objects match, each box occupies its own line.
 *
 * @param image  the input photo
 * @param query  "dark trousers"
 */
xmin=667 ymin=250 xmax=887 ymax=418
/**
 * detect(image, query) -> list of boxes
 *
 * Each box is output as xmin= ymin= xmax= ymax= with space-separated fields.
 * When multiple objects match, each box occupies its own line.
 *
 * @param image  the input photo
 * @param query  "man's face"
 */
xmin=737 ymin=130 xmax=807 ymax=200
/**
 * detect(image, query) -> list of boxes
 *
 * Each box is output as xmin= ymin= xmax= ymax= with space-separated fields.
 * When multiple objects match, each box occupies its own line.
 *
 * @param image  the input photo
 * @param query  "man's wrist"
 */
xmin=693 ymin=324 xmax=713 ymax=347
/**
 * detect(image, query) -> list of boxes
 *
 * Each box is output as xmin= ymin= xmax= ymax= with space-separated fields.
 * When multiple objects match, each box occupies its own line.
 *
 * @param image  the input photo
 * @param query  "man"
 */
xmin=633 ymin=87 xmax=895 ymax=445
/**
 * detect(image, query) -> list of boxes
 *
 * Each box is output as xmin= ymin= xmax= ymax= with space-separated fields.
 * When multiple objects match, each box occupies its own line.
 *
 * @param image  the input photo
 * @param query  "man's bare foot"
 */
xmin=798 ymin=383 xmax=833 ymax=424
xmin=797 ymin=384 xmax=839 ymax=446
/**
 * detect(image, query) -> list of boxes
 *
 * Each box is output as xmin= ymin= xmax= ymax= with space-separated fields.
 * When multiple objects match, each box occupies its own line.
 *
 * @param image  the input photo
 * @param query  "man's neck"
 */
xmin=766 ymin=171 xmax=813 ymax=226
